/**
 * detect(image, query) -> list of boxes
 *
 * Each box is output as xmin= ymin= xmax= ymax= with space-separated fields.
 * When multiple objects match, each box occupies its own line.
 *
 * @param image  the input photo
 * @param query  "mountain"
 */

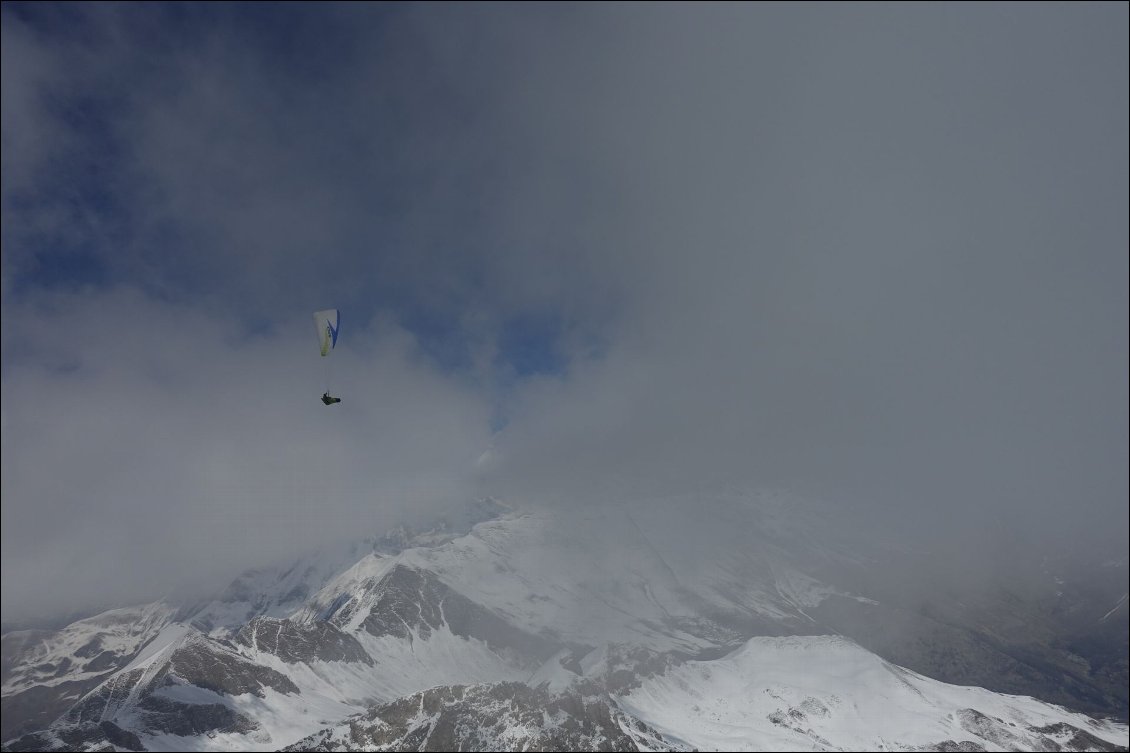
xmin=618 ymin=635 xmax=1127 ymax=752
xmin=282 ymin=681 xmax=682 ymax=753
xmin=2 ymin=494 xmax=1127 ymax=751
xmin=1 ymin=602 xmax=178 ymax=742
xmin=284 ymin=637 xmax=1128 ymax=753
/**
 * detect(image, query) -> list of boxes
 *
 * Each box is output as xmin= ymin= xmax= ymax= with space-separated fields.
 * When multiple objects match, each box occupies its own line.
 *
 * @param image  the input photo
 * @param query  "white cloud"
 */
xmin=1 ymin=288 xmax=493 ymax=621
xmin=2 ymin=4 xmax=1126 ymax=621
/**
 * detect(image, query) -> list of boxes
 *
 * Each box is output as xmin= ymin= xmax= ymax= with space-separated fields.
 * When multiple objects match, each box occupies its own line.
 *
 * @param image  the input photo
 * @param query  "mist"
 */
xmin=2 ymin=3 xmax=1126 ymax=625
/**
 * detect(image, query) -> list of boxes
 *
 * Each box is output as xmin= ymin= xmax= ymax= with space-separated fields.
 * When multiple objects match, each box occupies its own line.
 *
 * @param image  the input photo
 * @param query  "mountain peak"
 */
xmin=3 ymin=497 xmax=1127 ymax=751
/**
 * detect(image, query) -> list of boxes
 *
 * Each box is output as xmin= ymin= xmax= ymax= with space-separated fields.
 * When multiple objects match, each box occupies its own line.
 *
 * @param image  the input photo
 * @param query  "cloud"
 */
xmin=2 ymin=4 xmax=1126 ymax=621
xmin=474 ymin=4 xmax=1129 ymax=546
xmin=1 ymin=288 xmax=493 ymax=621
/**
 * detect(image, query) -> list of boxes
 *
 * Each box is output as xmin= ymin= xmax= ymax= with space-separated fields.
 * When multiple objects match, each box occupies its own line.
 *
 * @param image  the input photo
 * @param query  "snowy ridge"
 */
xmin=281 ymin=681 xmax=686 ymax=753
xmin=187 ymin=540 xmax=379 ymax=638
xmin=1 ymin=602 xmax=177 ymax=696
xmin=387 ymin=508 xmax=763 ymax=650
xmin=116 ymin=624 xmax=193 ymax=676
xmin=3 ymin=495 xmax=1127 ymax=752
xmin=277 ymin=633 xmax=1129 ymax=753
xmin=187 ymin=499 xmax=513 ymax=639
xmin=620 ymin=635 xmax=1129 ymax=752
xmin=290 ymin=554 xmax=400 ymax=633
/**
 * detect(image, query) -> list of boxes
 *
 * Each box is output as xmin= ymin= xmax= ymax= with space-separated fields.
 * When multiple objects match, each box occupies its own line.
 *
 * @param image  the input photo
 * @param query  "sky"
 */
xmin=2 ymin=3 xmax=1127 ymax=624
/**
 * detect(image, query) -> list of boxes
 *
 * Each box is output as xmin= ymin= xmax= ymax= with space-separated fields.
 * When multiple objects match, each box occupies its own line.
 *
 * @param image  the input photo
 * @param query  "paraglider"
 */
xmin=313 ymin=308 xmax=341 ymax=405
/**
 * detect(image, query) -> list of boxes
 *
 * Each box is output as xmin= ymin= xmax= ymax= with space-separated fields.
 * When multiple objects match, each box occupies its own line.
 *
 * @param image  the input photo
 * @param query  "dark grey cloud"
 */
xmin=2 ymin=4 xmax=1126 ymax=621
xmin=461 ymin=5 xmax=1128 ymax=550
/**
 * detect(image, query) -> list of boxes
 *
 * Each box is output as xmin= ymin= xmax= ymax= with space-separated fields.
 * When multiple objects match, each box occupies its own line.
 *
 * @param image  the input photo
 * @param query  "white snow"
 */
xmin=2 ymin=601 xmax=178 ymax=695
xmin=619 ymin=634 xmax=1130 ymax=752
xmin=7 ymin=498 xmax=1127 ymax=753
xmin=526 ymin=648 xmax=583 ymax=693
xmin=1100 ymin=593 xmax=1127 ymax=623
xmin=130 ymin=622 xmax=532 ymax=752
xmin=117 ymin=623 xmax=192 ymax=674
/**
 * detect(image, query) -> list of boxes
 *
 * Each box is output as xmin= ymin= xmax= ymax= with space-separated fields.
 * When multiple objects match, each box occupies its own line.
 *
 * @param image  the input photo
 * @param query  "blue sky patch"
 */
xmin=495 ymin=312 xmax=567 ymax=379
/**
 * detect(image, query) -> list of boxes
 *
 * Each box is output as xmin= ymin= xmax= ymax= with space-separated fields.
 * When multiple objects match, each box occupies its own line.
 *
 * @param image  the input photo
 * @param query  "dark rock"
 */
xmin=1 ymin=678 xmax=110 ymax=742
xmin=73 ymin=639 xmax=103 ymax=660
xmin=98 ymin=721 xmax=145 ymax=752
xmin=235 ymin=617 xmax=372 ymax=665
xmin=282 ymin=682 xmax=684 ymax=752
xmin=1031 ymin=722 xmax=1130 ymax=752
xmin=928 ymin=741 xmax=987 ymax=752
xmin=137 ymin=695 xmax=257 ymax=737
xmin=167 ymin=637 xmax=299 ymax=697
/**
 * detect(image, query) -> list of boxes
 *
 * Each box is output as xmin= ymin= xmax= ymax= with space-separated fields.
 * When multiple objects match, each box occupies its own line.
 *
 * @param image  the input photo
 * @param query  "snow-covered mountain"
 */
xmin=1 ymin=602 xmax=179 ymax=742
xmin=285 ymin=637 xmax=1128 ymax=753
xmin=3 ymin=494 xmax=1127 ymax=751
xmin=618 ymin=635 xmax=1127 ymax=752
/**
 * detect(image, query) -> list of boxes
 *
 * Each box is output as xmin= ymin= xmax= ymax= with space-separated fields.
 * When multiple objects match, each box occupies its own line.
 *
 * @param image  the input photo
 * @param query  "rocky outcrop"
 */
xmin=235 ymin=617 xmax=372 ymax=665
xmin=1 ymin=720 xmax=145 ymax=753
xmin=164 ymin=635 xmax=299 ymax=697
xmin=136 ymin=695 xmax=257 ymax=737
xmin=283 ymin=682 xmax=684 ymax=752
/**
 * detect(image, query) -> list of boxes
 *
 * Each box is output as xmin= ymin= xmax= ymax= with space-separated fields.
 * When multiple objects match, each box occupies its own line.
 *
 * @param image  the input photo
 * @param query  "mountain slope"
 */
xmin=280 ymin=636 xmax=1129 ymax=753
xmin=3 ymin=555 xmax=553 ymax=750
xmin=283 ymin=682 xmax=682 ymax=753
xmin=0 ymin=602 xmax=177 ymax=741
xmin=2 ymin=495 xmax=1127 ymax=751
xmin=620 ymin=635 xmax=1128 ymax=752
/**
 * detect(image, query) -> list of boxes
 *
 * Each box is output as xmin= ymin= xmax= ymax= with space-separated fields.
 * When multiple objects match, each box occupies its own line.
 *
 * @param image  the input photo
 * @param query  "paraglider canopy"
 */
xmin=314 ymin=309 xmax=341 ymax=404
xmin=313 ymin=309 xmax=340 ymax=356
